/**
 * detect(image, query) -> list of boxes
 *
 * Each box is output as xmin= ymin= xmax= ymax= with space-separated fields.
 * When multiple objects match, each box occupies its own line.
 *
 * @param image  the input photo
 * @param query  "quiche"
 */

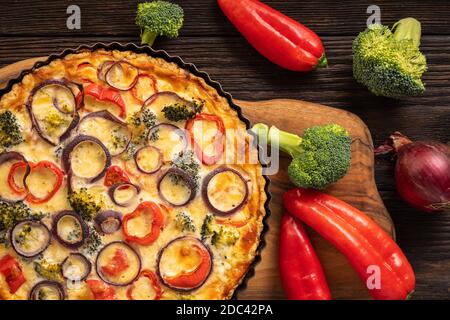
xmin=0 ymin=48 xmax=267 ymax=300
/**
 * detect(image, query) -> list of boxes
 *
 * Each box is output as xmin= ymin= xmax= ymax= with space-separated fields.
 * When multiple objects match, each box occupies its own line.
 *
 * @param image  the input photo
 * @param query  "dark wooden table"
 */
xmin=0 ymin=0 xmax=449 ymax=299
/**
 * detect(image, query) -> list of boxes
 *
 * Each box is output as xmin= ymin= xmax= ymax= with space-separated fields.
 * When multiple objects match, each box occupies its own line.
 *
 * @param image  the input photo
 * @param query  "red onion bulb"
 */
xmin=376 ymin=132 xmax=450 ymax=213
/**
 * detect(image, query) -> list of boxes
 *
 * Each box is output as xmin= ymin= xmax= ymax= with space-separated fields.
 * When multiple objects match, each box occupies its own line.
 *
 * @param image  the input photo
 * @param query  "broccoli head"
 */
xmin=0 ymin=110 xmax=23 ymax=151
xmin=353 ymin=17 xmax=427 ymax=99
xmin=253 ymin=123 xmax=351 ymax=189
xmin=136 ymin=1 xmax=184 ymax=47
xmin=162 ymin=100 xmax=203 ymax=122
xmin=68 ymin=188 xmax=103 ymax=222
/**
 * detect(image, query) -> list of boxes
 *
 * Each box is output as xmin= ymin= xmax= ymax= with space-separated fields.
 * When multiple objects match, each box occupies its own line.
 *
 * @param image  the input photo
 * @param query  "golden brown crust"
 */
xmin=0 ymin=49 xmax=266 ymax=300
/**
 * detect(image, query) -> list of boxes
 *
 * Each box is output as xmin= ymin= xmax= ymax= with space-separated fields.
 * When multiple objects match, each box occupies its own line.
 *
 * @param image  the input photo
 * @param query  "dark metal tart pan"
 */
xmin=0 ymin=42 xmax=272 ymax=300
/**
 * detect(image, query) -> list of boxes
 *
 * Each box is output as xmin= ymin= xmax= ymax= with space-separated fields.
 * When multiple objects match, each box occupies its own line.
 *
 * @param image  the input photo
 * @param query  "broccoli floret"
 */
xmin=34 ymin=259 xmax=64 ymax=283
xmin=0 ymin=201 xmax=45 ymax=243
xmin=175 ymin=211 xmax=196 ymax=232
xmin=136 ymin=1 xmax=184 ymax=47
xmin=200 ymin=214 xmax=239 ymax=247
xmin=200 ymin=214 xmax=214 ymax=241
xmin=352 ymin=18 xmax=427 ymax=99
xmin=211 ymin=226 xmax=239 ymax=247
xmin=162 ymin=100 xmax=203 ymax=122
xmin=0 ymin=110 xmax=23 ymax=151
xmin=253 ymin=123 xmax=351 ymax=189
xmin=82 ymin=227 xmax=102 ymax=256
xmin=42 ymin=110 xmax=70 ymax=135
xmin=68 ymin=188 xmax=103 ymax=222
xmin=171 ymin=151 xmax=200 ymax=189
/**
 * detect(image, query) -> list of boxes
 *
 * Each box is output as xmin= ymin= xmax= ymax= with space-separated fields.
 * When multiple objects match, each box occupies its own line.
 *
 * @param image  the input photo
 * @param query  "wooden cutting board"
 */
xmin=0 ymin=57 xmax=394 ymax=300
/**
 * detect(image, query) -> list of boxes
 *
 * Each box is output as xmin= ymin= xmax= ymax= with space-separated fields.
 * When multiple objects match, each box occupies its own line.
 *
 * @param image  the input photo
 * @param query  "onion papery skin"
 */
xmin=395 ymin=141 xmax=450 ymax=213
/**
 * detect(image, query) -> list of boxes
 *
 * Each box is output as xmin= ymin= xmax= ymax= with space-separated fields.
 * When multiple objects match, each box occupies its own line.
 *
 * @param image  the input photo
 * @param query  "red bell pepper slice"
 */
xmin=24 ymin=161 xmax=64 ymax=204
xmin=164 ymin=242 xmax=212 ymax=290
xmin=83 ymin=83 xmax=127 ymax=119
xmin=185 ymin=113 xmax=225 ymax=165
xmin=7 ymin=160 xmax=29 ymax=195
xmin=218 ymin=0 xmax=327 ymax=72
xmin=0 ymin=254 xmax=26 ymax=294
xmin=122 ymin=202 xmax=164 ymax=245
xmin=131 ymin=74 xmax=158 ymax=105
xmin=279 ymin=213 xmax=331 ymax=300
xmin=126 ymin=270 xmax=163 ymax=300
xmin=86 ymin=279 xmax=117 ymax=300
xmin=101 ymin=248 xmax=130 ymax=277
xmin=104 ymin=165 xmax=131 ymax=187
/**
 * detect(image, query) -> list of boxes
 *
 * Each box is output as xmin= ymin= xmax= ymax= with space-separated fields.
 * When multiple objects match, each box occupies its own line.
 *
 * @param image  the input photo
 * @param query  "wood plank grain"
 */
xmin=235 ymin=99 xmax=393 ymax=299
xmin=1 ymin=0 xmax=450 ymax=36
xmin=0 ymin=35 xmax=448 ymax=148
xmin=0 ymin=59 xmax=393 ymax=300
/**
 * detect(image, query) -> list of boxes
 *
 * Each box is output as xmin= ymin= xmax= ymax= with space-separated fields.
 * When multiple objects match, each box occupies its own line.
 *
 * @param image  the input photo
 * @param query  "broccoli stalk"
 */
xmin=253 ymin=123 xmax=352 ymax=189
xmin=352 ymin=17 xmax=427 ymax=99
xmin=136 ymin=1 xmax=184 ymax=47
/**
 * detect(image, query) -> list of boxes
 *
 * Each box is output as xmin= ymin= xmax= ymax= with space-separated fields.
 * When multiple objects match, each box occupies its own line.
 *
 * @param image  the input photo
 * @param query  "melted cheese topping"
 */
xmin=0 ymin=49 xmax=266 ymax=300
xmin=207 ymin=170 xmax=247 ymax=212
xmin=70 ymin=141 xmax=107 ymax=179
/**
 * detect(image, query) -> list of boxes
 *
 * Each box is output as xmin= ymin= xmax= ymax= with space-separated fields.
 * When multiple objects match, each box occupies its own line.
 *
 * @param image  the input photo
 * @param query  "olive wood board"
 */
xmin=0 ymin=57 xmax=394 ymax=300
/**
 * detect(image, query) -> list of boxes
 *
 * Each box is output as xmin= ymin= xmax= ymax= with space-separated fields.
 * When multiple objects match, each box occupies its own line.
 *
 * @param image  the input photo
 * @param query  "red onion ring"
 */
xmin=62 ymin=135 xmax=111 ymax=183
xmin=26 ymin=79 xmax=81 ymax=146
xmin=29 ymin=281 xmax=65 ymax=300
xmin=78 ymin=110 xmax=132 ymax=156
xmin=134 ymin=146 xmax=163 ymax=174
xmin=157 ymin=236 xmax=212 ymax=292
xmin=202 ymin=167 xmax=249 ymax=216
xmin=94 ymin=210 xmax=123 ymax=235
xmin=95 ymin=241 xmax=142 ymax=287
xmin=52 ymin=210 xmax=89 ymax=249
xmin=147 ymin=123 xmax=188 ymax=163
xmin=97 ymin=60 xmax=115 ymax=82
xmin=61 ymin=253 xmax=92 ymax=282
xmin=10 ymin=219 xmax=51 ymax=258
xmin=157 ymin=168 xmax=197 ymax=207
xmin=108 ymin=183 xmax=141 ymax=207
xmin=105 ymin=61 xmax=139 ymax=91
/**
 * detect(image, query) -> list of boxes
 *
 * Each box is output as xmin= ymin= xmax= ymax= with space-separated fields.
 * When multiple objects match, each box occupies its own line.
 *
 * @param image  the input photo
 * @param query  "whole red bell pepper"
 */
xmin=279 ymin=213 xmax=331 ymax=300
xmin=283 ymin=188 xmax=415 ymax=300
xmin=218 ymin=0 xmax=327 ymax=71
